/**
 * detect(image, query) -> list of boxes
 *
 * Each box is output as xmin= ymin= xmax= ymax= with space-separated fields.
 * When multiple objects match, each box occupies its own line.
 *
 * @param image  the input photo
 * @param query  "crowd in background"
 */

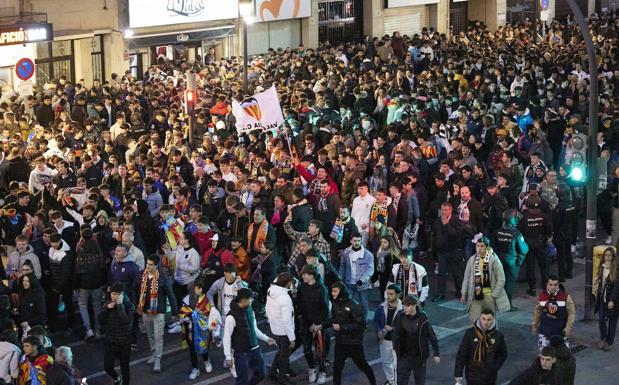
xmin=0 ymin=10 xmax=617 ymax=385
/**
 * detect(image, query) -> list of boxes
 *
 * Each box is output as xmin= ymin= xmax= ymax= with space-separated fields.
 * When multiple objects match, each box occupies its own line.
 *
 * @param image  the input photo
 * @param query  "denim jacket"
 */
xmin=339 ymin=246 xmax=374 ymax=290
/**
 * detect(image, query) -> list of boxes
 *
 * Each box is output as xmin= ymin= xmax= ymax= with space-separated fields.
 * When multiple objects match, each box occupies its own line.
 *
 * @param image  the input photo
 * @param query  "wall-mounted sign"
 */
xmin=0 ymin=23 xmax=53 ymax=47
xmin=255 ymin=0 xmax=312 ymax=22
xmin=15 ymin=58 xmax=35 ymax=81
xmin=128 ymin=0 xmax=239 ymax=28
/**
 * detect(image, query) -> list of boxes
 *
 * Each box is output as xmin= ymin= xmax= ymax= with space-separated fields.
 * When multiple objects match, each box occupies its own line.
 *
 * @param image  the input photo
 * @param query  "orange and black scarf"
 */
xmin=138 ymin=270 xmax=159 ymax=315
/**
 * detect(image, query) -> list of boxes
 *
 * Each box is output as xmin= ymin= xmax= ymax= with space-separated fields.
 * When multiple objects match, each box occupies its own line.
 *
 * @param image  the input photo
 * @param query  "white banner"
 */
xmin=129 ymin=0 xmax=239 ymax=29
xmin=232 ymin=85 xmax=284 ymax=134
xmin=386 ymin=0 xmax=439 ymax=7
xmin=255 ymin=0 xmax=311 ymax=22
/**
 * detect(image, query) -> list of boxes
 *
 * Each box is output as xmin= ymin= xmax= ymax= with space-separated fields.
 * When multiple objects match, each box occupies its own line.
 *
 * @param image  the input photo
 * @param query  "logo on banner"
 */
xmin=240 ymin=98 xmax=262 ymax=121
xmin=232 ymin=85 xmax=284 ymax=133
xmin=260 ymin=0 xmax=301 ymax=19
xmin=167 ymin=0 xmax=205 ymax=17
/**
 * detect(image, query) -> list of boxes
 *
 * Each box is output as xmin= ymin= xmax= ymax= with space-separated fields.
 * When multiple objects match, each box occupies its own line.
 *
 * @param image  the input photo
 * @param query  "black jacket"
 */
xmin=3 ymin=157 xmax=30 ymax=186
xmin=47 ymin=362 xmax=76 ymax=385
xmin=173 ymin=157 xmax=195 ymax=186
xmin=74 ymin=239 xmax=107 ymax=289
xmin=454 ymin=324 xmax=507 ymax=384
xmin=553 ymin=343 xmax=576 ymax=385
xmin=99 ymin=295 xmax=135 ymax=345
xmin=18 ymin=287 xmax=47 ymax=326
xmin=328 ymin=286 xmax=365 ymax=345
xmin=291 ymin=202 xmax=313 ymax=232
xmin=433 ymin=215 xmax=464 ymax=254
xmin=297 ymin=281 xmax=330 ymax=326
xmin=508 ymin=357 xmax=564 ymax=385
xmin=392 ymin=310 xmax=439 ymax=360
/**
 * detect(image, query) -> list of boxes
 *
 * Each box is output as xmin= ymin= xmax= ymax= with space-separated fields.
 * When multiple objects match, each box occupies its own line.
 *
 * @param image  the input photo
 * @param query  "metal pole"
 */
xmin=564 ymin=0 xmax=598 ymax=321
xmin=243 ymin=20 xmax=249 ymax=95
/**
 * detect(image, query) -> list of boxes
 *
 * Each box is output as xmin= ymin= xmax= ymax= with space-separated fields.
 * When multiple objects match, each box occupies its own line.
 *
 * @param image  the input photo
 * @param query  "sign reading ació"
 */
xmin=0 ymin=23 xmax=53 ymax=47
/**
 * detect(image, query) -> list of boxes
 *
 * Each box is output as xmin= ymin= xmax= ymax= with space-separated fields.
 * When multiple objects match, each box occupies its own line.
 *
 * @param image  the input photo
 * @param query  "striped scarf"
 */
xmin=473 ymin=322 xmax=495 ymax=364
xmin=138 ymin=270 xmax=159 ymax=315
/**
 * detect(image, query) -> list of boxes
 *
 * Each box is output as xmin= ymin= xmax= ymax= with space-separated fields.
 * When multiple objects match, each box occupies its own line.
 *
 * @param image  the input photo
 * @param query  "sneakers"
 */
xmin=316 ymin=371 xmax=327 ymax=384
xmin=599 ymin=340 xmax=607 ymax=350
xmin=153 ymin=358 xmax=161 ymax=373
xmin=189 ymin=368 xmax=200 ymax=380
xmin=95 ymin=330 xmax=103 ymax=340
xmin=84 ymin=329 xmax=94 ymax=341
xmin=230 ymin=364 xmax=237 ymax=378
xmin=114 ymin=374 xmax=122 ymax=385
xmin=308 ymin=368 xmax=317 ymax=383
xmin=168 ymin=324 xmax=182 ymax=334
xmin=131 ymin=344 xmax=139 ymax=352
xmin=204 ymin=359 xmax=212 ymax=373
xmin=146 ymin=355 xmax=155 ymax=364
xmin=605 ymin=236 xmax=612 ymax=245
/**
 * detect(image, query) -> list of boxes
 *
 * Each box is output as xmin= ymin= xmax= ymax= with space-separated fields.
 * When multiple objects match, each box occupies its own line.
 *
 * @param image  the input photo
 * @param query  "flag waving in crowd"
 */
xmin=232 ymin=85 xmax=285 ymax=134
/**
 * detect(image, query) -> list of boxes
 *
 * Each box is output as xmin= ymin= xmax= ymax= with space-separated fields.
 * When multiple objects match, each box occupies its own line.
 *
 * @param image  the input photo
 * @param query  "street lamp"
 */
xmin=239 ymin=0 xmax=255 ymax=95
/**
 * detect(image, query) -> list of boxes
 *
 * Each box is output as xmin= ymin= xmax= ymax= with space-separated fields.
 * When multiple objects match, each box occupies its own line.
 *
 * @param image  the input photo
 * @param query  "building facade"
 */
xmin=0 ymin=0 xmax=602 ymax=91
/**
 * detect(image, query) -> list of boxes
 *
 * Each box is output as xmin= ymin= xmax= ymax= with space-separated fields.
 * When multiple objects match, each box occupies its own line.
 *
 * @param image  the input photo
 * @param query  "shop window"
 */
xmin=91 ymin=35 xmax=105 ymax=82
xmin=318 ymin=0 xmax=363 ymax=44
xmin=450 ymin=0 xmax=468 ymax=34
xmin=129 ymin=53 xmax=144 ymax=80
xmin=35 ymin=40 xmax=75 ymax=84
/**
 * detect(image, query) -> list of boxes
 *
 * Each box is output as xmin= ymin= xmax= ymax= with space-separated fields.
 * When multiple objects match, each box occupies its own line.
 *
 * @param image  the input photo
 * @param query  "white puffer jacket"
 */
xmin=266 ymin=284 xmax=295 ymax=341
xmin=0 ymin=341 xmax=20 ymax=383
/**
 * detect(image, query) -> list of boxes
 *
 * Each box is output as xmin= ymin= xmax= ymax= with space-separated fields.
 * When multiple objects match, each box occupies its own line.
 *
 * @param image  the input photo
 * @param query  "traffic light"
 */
xmin=185 ymin=70 xmax=197 ymax=116
xmin=569 ymin=132 xmax=587 ymax=183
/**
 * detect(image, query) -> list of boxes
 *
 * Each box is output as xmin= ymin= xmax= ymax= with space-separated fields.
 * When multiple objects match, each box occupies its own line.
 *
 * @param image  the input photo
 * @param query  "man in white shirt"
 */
xmin=351 ymin=181 xmax=376 ymax=245
xmin=219 ymin=158 xmax=238 ymax=183
xmin=223 ymin=288 xmax=276 ymax=383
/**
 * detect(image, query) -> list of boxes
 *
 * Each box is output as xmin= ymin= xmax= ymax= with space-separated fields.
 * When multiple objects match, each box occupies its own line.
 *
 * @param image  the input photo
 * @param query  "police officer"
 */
xmin=521 ymin=195 xmax=553 ymax=296
xmin=493 ymin=209 xmax=529 ymax=309
xmin=552 ymin=184 xmax=576 ymax=282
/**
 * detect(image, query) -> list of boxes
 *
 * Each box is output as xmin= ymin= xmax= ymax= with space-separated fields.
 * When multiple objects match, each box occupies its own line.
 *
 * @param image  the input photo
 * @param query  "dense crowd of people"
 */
xmin=0 ymin=10 xmax=617 ymax=385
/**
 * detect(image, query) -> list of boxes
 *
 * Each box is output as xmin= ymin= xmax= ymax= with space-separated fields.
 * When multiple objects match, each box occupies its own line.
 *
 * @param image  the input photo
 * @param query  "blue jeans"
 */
xmin=346 ymin=283 xmax=369 ymax=320
xmin=78 ymin=288 xmax=102 ymax=331
xmin=234 ymin=347 xmax=265 ymax=385
xmin=599 ymin=305 xmax=618 ymax=346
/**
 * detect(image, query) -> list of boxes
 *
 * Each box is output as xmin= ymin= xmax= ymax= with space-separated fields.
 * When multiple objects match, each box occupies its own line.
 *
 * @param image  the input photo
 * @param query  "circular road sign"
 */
xmin=15 ymin=58 xmax=35 ymax=81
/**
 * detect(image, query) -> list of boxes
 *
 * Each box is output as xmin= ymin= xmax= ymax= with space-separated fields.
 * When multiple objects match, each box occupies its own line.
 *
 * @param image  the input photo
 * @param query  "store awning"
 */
xmin=127 ymin=26 xmax=235 ymax=49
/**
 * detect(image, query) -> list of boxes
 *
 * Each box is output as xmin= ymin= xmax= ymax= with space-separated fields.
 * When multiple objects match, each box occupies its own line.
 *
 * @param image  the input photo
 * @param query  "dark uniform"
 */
xmin=552 ymin=189 xmax=576 ymax=281
xmin=521 ymin=197 xmax=553 ymax=293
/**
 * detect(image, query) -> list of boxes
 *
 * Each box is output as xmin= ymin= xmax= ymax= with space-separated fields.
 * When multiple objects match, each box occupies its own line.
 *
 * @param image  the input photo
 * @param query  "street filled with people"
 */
xmin=0 ymin=11 xmax=618 ymax=385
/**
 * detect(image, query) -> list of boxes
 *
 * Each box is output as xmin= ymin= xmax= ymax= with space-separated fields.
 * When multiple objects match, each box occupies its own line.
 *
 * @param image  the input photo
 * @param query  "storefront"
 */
xmin=124 ymin=0 xmax=239 ymax=76
xmin=0 ymin=23 xmax=53 ymax=92
xmin=450 ymin=0 xmax=468 ymax=33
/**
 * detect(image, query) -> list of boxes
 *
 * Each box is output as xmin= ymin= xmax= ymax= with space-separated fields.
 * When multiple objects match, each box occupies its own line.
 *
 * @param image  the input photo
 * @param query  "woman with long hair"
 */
xmin=16 ymin=273 xmax=47 ymax=337
xmin=173 ymin=231 xmax=202 ymax=316
xmin=594 ymin=247 xmax=619 ymax=351
xmin=375 ymin=236 xmax=400 ymax=301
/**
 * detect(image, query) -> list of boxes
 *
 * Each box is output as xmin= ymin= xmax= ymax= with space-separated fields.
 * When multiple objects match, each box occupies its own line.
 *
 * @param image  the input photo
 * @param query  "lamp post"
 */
xmin=239 ymin=0 xmax=255 ymax=95
xmin=563 ymin=0 xmax=598 ymax=321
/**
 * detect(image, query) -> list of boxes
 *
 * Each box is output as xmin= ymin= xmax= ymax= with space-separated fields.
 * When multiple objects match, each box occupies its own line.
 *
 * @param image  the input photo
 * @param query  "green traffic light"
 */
xmin=570 ymin=166 xmax=585 ymax=182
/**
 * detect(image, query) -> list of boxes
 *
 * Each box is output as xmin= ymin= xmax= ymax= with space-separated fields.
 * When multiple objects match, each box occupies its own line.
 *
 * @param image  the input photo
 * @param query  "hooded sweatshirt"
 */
xmin=48 ymin=240 xmax=73 ymax=290
xmin=7 ymin=246 xmax=42 ymax=280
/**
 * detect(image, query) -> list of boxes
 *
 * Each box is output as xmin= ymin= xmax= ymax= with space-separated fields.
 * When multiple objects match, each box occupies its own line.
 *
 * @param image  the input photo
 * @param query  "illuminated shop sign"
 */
xmin=0 ymin=23 xmax=53 ymax=47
